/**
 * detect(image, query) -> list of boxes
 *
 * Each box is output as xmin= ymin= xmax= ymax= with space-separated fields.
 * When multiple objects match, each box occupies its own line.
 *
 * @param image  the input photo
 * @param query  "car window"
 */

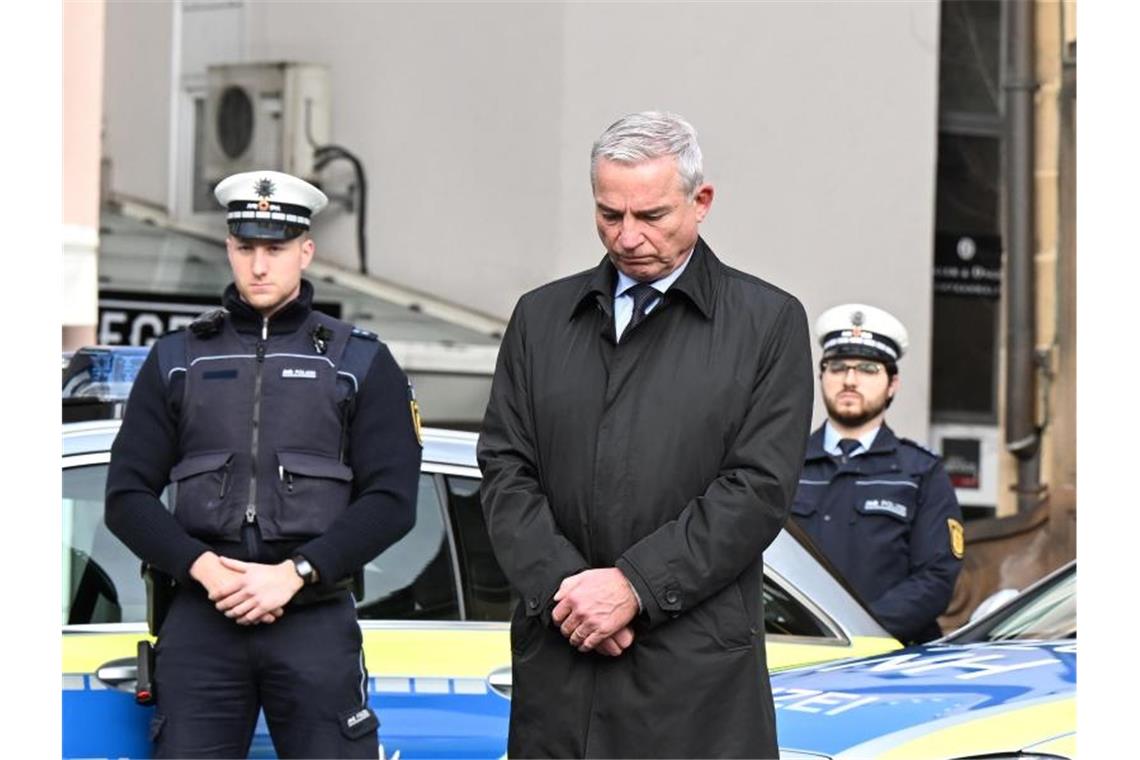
xmin=63 ymin=462 xmax=145 ymax=625
xmin=63 ymin=460 xmax=461 ymax=625
xmin=949 ymin=566 xmax=1076 ymax=643
xmin=443 ymin=475 xmax=515 ymax=622
xmin=356 ymin=474 xmax=460 ymax=621
xmin=763 ymin=575 xmax=831 ymax=638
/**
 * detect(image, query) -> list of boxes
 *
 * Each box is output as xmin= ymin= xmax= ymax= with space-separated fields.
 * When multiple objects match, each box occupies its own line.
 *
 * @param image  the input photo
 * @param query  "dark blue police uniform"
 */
xmin=106 ymin=170 xmax=421 ymax=758
xmin=791 ymin=423 xmax=963 ymax=643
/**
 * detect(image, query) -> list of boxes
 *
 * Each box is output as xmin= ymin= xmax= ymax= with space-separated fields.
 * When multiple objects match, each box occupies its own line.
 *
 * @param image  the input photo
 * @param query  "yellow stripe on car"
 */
xmin=767 ymin=636 xmax=901 ymax=672
xmin=838 ymin=695 xmax=1075 ymax=760
xmin=64 ymin=629 xmax=897 ymax=683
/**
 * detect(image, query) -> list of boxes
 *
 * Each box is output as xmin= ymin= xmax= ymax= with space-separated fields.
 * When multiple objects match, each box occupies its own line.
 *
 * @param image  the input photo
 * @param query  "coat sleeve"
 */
xmin=867 ymin=458 xmax=964 ymax=642
xmin=615 ymin=295 xmax=815 ymax=628
xmin=477 ymin=300 xmax=590 ymax=624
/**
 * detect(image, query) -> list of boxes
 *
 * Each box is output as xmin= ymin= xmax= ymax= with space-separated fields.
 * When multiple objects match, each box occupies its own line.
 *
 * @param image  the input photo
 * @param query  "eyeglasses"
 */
xmin=824 ymin=360 xmax=884 ymax=377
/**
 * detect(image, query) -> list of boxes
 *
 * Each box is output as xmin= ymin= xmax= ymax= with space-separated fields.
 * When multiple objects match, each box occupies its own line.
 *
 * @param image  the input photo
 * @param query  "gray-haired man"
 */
xmin=478 ymin=111 xmax=814 ymax=757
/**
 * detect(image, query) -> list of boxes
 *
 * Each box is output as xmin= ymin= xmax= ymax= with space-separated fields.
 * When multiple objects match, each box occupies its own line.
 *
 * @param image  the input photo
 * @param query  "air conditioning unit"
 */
xmin=204 ymin=62 xmax=330 ymax=184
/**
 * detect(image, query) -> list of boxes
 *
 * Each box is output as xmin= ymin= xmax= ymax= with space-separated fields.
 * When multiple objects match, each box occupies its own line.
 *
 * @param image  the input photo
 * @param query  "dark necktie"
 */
xmin=621 ymin=283 xmax=660 ymax=341
xmin=837 ymin=438 xmax=862 ymax=463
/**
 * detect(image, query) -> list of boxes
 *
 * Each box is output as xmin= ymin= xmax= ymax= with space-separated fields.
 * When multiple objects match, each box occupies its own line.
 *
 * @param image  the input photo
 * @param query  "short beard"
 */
xmin=824 ymin=392 xmax=889 ymax=430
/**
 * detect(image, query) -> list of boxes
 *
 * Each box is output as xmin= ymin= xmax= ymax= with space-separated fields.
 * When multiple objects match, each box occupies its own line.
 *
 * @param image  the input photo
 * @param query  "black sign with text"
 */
xmin=98 ymin=290 xmax=342 ymax=346
xmin=934 ymin=233 xmax=1002 ymax=299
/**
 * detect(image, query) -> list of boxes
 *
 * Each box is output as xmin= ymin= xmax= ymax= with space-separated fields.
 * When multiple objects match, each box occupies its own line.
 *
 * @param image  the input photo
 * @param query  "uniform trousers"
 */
xmin=150 ymin=584 xmax=377 ymax=758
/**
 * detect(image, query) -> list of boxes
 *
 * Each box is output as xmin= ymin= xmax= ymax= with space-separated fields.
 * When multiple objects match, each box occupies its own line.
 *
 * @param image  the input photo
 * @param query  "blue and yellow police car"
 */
xmin=62 ymin=346 xmax=901 ymax=758
xmin=773 ymin=561 xmax=1076 ymax=759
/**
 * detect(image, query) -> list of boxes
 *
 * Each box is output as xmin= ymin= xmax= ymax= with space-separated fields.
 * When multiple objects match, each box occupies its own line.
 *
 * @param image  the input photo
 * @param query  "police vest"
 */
xmin=162 ymin=310 xmax=376 ymax=542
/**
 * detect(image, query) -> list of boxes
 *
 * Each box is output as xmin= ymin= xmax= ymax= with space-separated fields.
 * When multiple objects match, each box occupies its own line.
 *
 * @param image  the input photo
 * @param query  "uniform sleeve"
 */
xmin=296 ymin=342 xmax=421 ymax=589
xmin=477 ymin=300 xmax=590 ymax=624
xmin=105 ymin=347 xmax=213 ymax=583
xmin=615 ymin=295 xmax=815 ymax=628
xmin=867 ymin=458 xmax=963 ymax=643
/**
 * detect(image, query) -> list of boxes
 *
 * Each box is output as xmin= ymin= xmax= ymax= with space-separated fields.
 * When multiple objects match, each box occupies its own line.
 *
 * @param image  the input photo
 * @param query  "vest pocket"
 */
xmin=274 ymin=451 xmax=353 ymax=537
xmin=170 ymin=451 xmax=234 ymax=536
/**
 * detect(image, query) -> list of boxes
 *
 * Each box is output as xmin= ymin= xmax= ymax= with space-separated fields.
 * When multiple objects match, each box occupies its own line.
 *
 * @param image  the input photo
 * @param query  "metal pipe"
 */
xmin=1003 ymin=0 xmax=1041 ymax=513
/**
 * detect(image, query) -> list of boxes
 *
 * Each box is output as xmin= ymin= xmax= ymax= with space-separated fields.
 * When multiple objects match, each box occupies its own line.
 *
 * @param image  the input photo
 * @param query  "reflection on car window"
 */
xmin=63 ymin=461 xmax=463 ymax=625
xmin=444 ymin=475 xmax=514 ymax=621
xmin=63 ymin=463 xmax=143 ymax=625
xmin=356 ymin=474 xmax=460 ymax=621
xmin=953 ymin=567 xmax=1076 ymax=643
xmin=764 ymin=578 xmax=830 ymax=638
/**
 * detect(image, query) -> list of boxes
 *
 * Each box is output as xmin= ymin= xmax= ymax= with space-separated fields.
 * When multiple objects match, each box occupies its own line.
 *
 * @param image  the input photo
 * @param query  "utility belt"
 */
xmin=135 ymin=564 xmax=360 ymax=708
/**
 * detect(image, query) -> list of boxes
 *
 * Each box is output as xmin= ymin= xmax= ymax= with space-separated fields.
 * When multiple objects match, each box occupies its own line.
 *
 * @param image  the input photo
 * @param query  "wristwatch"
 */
xmin=291 ymin=555 xmax=319 ymax=585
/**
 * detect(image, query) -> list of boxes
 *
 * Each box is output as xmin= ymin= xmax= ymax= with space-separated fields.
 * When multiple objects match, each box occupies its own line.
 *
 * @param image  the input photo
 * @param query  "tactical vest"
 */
xmin=165 ymin=311 xmax=372 ymax=542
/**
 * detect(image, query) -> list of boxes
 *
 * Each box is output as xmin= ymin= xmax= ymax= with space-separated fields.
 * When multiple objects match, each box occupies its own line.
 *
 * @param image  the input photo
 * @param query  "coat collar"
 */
xmin=569 ymin=236 xmax=718 ymax=322
xmin=805 ymin=421 xmax=900 ymax=461
xmin=223 ymin=278 xmax=315 ymax=335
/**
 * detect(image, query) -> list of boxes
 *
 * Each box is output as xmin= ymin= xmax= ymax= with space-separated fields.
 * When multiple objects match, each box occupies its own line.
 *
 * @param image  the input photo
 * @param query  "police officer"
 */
xmin=105 ymin=170 xmax=421 ymax=758
xmin=791 ymin=303 xmax=964 ymax=644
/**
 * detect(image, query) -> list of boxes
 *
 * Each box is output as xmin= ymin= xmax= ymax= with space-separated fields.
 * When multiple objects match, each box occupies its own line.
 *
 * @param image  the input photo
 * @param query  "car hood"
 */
xmin=772 ymin=640 xmax=1076 ymax=759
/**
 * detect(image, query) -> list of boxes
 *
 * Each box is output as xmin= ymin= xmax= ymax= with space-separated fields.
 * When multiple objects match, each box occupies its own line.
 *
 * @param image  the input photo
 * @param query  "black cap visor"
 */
xmin=821 ymin=343 xmax=893 ymax=362
xmin=227 ymin=220 xmax=307 ymax=241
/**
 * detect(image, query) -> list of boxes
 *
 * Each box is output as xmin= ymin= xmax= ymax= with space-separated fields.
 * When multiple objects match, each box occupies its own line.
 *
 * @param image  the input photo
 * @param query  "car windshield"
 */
xmin=948 ymin=564 xmax=1076 ymax=643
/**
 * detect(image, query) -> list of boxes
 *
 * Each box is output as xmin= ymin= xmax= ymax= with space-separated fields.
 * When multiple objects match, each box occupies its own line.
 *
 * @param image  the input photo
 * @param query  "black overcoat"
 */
xmin=477 ymin=239 xmax=814 ymax=758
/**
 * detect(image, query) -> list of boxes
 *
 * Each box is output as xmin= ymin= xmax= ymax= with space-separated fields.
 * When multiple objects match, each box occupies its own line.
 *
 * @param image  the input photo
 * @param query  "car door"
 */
xmin=63 ymin=444 xmax=512 ymax=760
xmin=62 ymin=448 xmax=153 ymax=759
xmin=315 ymin=467 xmax=512 ymax=760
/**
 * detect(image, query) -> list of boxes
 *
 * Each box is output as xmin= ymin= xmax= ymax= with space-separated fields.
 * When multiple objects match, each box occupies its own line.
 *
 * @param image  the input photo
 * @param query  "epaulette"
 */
xmin=350 ymin=326 xmax=379 ymax=341
xmin=188 ymin=308 xmax=228 ymax=338
xmin=900 ymin=437 xmax=939 ymax=458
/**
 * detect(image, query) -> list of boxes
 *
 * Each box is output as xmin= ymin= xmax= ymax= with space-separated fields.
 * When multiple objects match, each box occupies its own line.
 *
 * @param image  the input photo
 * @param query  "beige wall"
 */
xmin=994 ymin=0 xmax=1076 ymax=517
xmin=101 ymin=1 xmax=942 ymax=440
xmin=102 ymin=0 xmax=174 ymax=208
xmin=63 ymin=0 xmax=106 ymax=346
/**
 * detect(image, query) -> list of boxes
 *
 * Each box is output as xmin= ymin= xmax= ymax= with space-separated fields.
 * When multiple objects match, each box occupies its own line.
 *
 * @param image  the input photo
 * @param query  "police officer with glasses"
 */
xmin=791 ymin=303 xmax=964 ymax=644
xmin=105 ymin=170 xmax=421 ymax=758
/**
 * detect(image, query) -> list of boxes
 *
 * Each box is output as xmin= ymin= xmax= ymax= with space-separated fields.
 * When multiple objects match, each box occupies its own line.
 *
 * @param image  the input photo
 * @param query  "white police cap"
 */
xmin=815 ymin=303 xmax=909 ymax=364
xmin=214 ymin=170 xmax=328 ymax=241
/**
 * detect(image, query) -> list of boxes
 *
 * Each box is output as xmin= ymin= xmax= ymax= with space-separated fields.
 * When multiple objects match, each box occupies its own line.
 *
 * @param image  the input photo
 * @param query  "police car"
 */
xmin=774 ymin=560 xmax=1076 ymax=760
xmin=62 ymin=348 xmax=900 ymax=759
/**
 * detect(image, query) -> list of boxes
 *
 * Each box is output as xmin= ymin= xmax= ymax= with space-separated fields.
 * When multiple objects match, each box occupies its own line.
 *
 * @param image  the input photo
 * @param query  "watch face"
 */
xmin=293 ymin=557 xmax=313 ymax=582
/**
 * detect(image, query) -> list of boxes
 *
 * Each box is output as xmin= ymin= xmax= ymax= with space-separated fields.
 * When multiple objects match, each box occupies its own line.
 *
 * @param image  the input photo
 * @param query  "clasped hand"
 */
xmin=190 ymin=552 xmax=303 ymax=625
xmin=551 ymin=568 xmax=639 ymax=656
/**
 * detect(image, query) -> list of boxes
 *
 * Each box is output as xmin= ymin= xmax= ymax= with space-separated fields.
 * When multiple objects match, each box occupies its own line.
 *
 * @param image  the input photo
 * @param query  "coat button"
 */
xmin=527 ymin=597 xmax=538 ymax=610
xmin=823 ymin=515 xmax=831 ymax=522
xmin=664 ymin=590 xmax=679 ymax=605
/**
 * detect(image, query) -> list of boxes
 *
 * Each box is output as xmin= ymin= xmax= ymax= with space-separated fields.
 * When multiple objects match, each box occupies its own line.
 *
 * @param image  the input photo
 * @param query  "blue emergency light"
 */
xmin=62 ymin=346 xmax=151 ymax=420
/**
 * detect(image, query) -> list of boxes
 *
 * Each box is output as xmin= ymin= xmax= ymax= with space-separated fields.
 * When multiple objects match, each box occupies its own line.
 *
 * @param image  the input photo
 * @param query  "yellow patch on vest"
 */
xmin=948 ymin=518 xmax=965 ymax=559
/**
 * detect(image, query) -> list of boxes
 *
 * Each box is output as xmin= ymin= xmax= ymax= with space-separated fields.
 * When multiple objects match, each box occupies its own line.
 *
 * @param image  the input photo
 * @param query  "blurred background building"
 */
xmin=62 ymin=0 xmax=1077 ymax=623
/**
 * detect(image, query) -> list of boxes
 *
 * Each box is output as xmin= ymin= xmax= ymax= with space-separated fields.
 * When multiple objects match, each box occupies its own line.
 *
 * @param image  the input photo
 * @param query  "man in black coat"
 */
xmin=477 ymin=111 xmax=814 ymax=758
xmin=791 ymin=303 xmax=964 ymax=644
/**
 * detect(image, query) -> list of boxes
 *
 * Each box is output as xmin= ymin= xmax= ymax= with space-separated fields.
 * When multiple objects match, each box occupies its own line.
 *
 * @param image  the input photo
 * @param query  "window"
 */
xmin=949 ymin=566 xmax=1076 ymax=643
xmin=63 ymin=462 xmax=145 ymax=625
xmin=763 ymin=577 xmax=830 ymax=639
xmin=62 ymin=461 xmax=461 ymax=624
xmin=444 ymin=475 xmax=514 ymax=622
xmin=356 ymin=474 xmax=460 ymax=620
xmin=931 ymin=0 xmax=1005 ymax=424
xmin=938 ymin=0 xmax=1003 ymax=117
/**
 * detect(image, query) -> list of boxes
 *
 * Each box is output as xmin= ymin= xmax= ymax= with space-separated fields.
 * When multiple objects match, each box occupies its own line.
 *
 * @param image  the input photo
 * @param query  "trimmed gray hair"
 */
xmin=590 ymin=111 xmax=705 ymax=198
